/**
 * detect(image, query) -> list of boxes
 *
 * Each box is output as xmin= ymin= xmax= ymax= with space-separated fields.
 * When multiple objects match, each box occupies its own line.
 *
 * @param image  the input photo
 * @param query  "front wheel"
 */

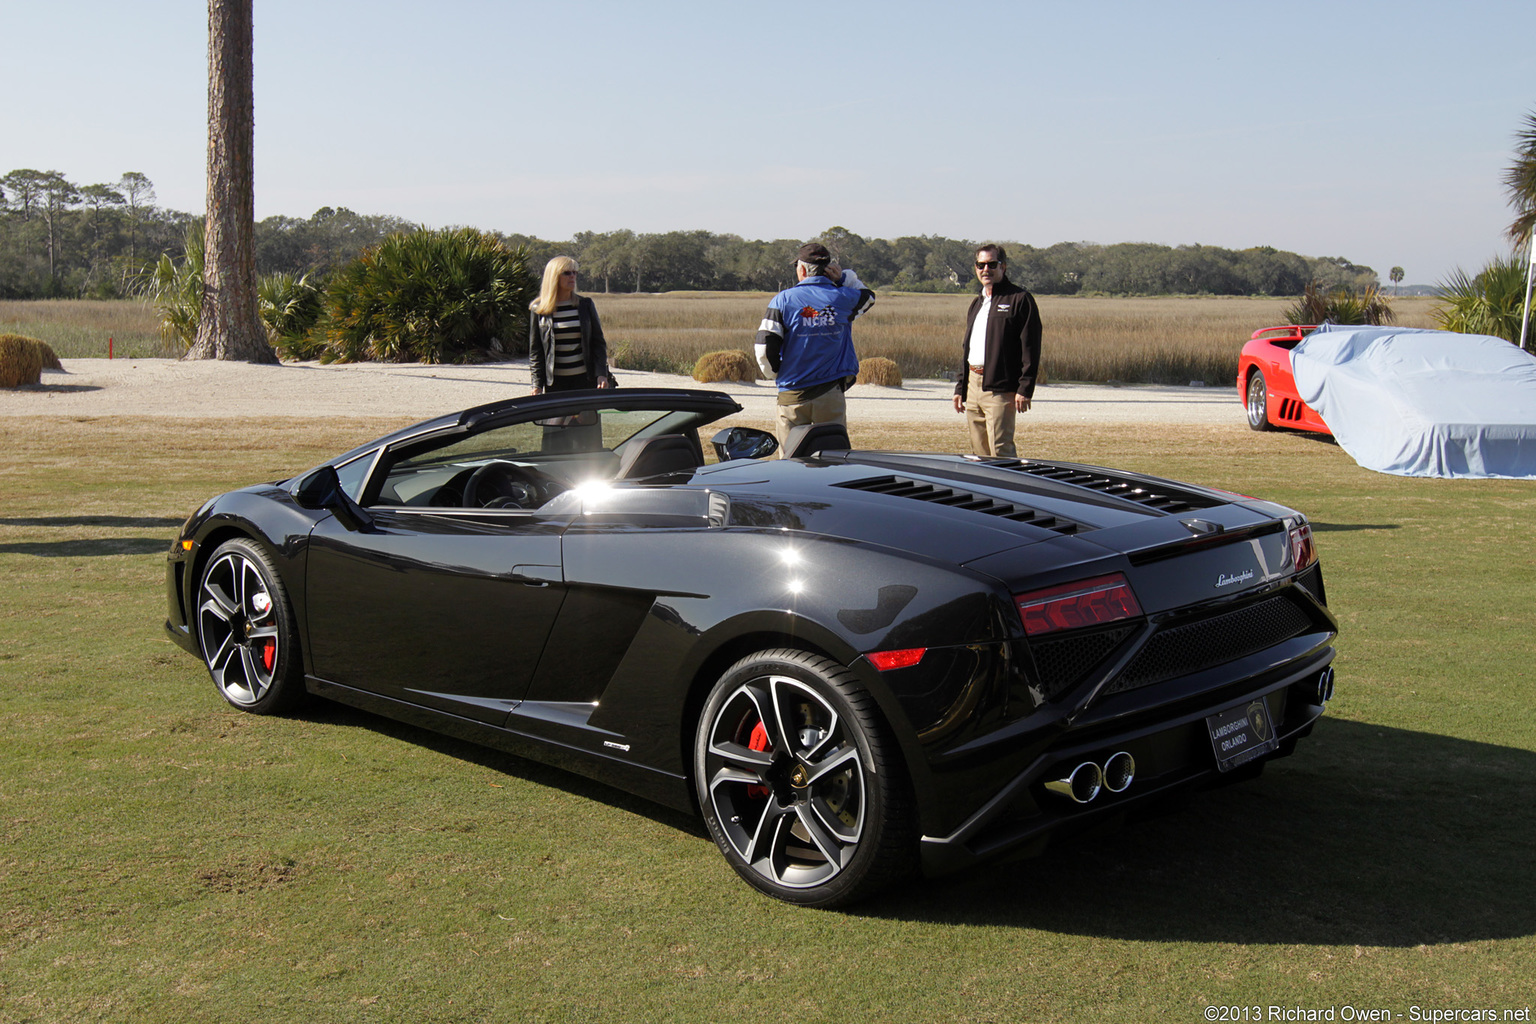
xmin=196 ymin=537 xmax=306 ymax=714
xmin=1245 ymin=370 xmax=1272 ymax=431
xmin=694 ymin=649 xmax=917 ymax=907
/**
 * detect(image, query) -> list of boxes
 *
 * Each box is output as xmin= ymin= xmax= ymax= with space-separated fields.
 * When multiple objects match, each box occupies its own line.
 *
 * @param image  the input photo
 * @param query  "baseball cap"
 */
xmin=794 ymin=242 xmax=832 ymax=265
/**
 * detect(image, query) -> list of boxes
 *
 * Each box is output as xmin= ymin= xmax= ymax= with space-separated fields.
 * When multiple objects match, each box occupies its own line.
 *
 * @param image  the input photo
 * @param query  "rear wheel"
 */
xmin=694 ymin=649 xmax=916 ymax=907
xmin=196 ymin=538 xmax=306 ymax=714
xmin=1245 ymin=370 xmax=1272 ymax=431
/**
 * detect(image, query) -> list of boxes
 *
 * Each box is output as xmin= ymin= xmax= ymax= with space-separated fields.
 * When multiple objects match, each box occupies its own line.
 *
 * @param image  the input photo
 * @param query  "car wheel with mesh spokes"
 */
xmin=196 ymin=538 xmax=306 ymax=714
xmin=694 ymin=648 xmax=917 ymax=907
xmin=1246 ymin=370 xmax=1272 ymax=431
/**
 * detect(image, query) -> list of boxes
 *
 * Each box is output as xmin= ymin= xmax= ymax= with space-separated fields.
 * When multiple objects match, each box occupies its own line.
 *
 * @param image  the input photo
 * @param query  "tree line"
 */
xmin=1 ymin=167 xmax=1380 ymax=300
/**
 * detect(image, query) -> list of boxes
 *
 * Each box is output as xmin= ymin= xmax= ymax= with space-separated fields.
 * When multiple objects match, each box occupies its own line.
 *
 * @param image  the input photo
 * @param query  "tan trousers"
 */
xmin=776 ymin=387 xmax=847 ymax=457
xmin=964 ymin=369 xmax=1017 ymax=457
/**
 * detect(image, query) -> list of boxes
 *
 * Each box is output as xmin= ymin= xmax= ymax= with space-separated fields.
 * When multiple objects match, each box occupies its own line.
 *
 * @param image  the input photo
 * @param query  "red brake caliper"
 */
xmin=746 ymin=721 xmax=771 ymax=799
xmin=260 ymin=641 xmax=276 ymax=672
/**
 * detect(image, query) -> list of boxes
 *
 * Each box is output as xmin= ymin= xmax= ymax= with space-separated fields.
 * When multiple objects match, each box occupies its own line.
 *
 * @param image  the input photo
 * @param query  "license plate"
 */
xmin=1206 ymin=697 xmax=1277 ymax=771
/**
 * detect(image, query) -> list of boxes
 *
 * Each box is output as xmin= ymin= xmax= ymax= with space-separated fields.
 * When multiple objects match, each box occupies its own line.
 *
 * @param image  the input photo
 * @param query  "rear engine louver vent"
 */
xmin=993 ymin=461 xmax=1222 ymax=514
xmin=835 ymin=475 xmax=1089 ymax=535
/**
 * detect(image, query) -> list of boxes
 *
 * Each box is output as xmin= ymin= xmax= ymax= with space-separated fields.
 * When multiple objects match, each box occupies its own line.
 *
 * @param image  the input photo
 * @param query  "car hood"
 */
xmin=690 ymin=451 xmax=1290 ymax=569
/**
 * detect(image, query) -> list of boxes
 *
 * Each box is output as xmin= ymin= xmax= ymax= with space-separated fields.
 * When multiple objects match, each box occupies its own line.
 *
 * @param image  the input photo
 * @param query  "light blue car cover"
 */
xmin=1290 ymin=325 xmax=1536 ymax=478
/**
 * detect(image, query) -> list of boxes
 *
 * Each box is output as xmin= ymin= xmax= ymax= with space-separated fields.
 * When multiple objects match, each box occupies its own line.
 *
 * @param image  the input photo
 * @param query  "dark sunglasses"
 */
xmin=975 ymin=260 xmax=1001 ymax=270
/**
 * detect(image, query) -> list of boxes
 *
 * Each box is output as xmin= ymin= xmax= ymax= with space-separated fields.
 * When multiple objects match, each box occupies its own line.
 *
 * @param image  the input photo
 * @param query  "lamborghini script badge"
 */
xmin=1216 ymin=569 xmax=1255 ymax=588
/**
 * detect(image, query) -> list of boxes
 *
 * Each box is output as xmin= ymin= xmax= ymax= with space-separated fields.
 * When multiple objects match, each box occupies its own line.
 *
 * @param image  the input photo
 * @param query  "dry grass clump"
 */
xmin=857 ymin=356 xmax=903 ymax=387
xmin=34 ymin=337 xmax=63 ymax=370
xmin=692 ymin=349 xmax=759 ymax=383
xmin=0 ymin=333 xmax=47 ymax=387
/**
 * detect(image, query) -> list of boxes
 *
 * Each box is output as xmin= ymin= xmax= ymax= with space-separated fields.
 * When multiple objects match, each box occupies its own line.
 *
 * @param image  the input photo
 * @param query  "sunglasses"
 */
xmin=975 ymin=260 xmax=1001 ymax=270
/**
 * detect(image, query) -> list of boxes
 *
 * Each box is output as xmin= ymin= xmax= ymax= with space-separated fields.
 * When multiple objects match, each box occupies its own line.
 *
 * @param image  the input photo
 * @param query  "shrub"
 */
xmin=692 ymin=349 xmax=758 ymax=383
xmin=31 ymin=337 xmax=62 ymax=370
xmin=856 ymin=356 xmax=903 ymax=387
xmin=318 ymin=228 xmax=534 ymax=364
xmin=260 ymin=272 xmax=326 ymax=360
xmin=146 ymin=223 xmax=204 ymax=351
xmin=1433 ymin=254 xmax=1532 ymax=346
xmin=0 ymin=334 xmax=45 ymax=387
xmin=1286 ymin=282 xmax=1395 ymax=326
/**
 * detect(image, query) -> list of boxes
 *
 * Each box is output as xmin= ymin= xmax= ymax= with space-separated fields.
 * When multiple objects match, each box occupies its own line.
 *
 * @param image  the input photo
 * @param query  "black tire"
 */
xmin=1245 ymin=370 xmax=1272 ymax=431
xmin=195 ymin=537 xmax=306 ymax=714
xmin=694 ymin=648 xmax=917 ymax=907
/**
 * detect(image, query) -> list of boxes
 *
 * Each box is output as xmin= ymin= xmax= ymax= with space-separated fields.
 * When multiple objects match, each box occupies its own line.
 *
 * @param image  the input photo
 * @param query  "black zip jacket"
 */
xmin=954 ymin=278 xmax=1042 ymax=400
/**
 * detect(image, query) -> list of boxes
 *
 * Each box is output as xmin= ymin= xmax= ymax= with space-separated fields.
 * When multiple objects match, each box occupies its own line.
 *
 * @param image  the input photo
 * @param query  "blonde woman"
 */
xmin=529 ymin=256 xmax=616 ymax=394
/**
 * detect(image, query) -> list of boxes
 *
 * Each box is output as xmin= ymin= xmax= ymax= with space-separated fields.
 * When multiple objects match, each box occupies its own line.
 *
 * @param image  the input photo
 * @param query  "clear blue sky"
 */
xmin=6 ymin=0 xmax=1533 ymax=285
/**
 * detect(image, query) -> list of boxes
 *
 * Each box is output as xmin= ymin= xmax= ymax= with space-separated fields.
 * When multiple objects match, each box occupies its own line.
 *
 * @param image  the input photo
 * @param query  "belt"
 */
xmin=968 ymin=365 xmax=985 ymax=374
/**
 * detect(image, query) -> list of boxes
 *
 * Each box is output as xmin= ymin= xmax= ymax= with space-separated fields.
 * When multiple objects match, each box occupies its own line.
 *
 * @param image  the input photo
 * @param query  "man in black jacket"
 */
xmin=952 ymin=243 xmax=1042 ymax=457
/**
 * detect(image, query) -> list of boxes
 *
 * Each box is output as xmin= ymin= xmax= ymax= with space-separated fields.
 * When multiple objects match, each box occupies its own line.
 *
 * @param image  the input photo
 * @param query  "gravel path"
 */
xmin=2 ymin=358 xmax=1245 ymax=426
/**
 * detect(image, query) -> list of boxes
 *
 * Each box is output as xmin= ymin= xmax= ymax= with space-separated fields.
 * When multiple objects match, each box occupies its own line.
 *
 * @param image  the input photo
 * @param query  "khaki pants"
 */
xmin=776 ymin=387 xmax=847 ymax=457
xmin=964 ymin=369 xmax=1017 ymax=457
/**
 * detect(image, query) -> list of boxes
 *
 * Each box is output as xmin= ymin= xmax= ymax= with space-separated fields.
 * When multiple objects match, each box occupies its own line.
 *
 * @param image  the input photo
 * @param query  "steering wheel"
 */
xmin=463 ymin=462 xmax=556 ymax=509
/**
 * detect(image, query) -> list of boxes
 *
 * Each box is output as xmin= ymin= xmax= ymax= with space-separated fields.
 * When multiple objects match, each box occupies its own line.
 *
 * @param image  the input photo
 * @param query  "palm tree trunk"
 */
xmin=186 ymin=0 xmax=275 ymax=363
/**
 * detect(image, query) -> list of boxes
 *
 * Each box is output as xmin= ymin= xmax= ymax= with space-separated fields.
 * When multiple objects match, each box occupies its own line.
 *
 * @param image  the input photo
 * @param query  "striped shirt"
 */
xmin=551 ymin=301 xmax=586 ymax=378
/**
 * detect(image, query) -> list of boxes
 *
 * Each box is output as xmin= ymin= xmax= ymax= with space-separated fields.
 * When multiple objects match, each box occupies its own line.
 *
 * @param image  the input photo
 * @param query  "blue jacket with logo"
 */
xmin=754 ymin=270 xmax=876 ymax=391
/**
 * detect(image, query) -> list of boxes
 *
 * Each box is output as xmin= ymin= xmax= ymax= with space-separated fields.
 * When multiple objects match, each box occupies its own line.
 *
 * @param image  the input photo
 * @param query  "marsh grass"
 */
xmin=3 ymin=295 xmax=1444 ymax=381
xmin=0 ymin=299 xmax=173 ymax=358
xmin=3 ymin=414 xmax=1533 ymax=1023
xmin=597 ymin=293 xmax=1442 ymax=384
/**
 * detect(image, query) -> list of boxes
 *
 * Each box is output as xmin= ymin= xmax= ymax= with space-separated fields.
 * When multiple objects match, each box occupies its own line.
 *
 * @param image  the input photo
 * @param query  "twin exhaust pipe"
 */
xmin=1046 ymin=669 xmax=1336 ymax=805
xmin=1045 ymin=751 xmax=1136 ymax=805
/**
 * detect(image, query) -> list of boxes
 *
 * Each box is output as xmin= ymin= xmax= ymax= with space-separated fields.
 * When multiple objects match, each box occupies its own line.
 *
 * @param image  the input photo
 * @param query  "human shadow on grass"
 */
xmin=863 ymin=717 xmax=1536 ymax=946
xmin=1 ymin=537 xmax=169 ymax=556
xmin=0 ymin=515 xmax=183 ymax=528
xmin=0 ymin=515 xmax=181 ymax=556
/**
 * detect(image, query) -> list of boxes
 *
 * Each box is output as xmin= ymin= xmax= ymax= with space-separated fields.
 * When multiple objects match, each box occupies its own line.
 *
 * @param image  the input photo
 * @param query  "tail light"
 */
xmin=1289 ymin=522 xmax=1317 ymax=572
xmin=1015 ymin=573 xmax=1142 ymax=637
xmin=866 ymin=648 xmax=926 ymax=671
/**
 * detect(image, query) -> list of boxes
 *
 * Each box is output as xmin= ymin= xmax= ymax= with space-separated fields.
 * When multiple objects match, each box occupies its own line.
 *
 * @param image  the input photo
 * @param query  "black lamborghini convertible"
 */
xmin=166 ymin=387 xmax=1338 ymax=906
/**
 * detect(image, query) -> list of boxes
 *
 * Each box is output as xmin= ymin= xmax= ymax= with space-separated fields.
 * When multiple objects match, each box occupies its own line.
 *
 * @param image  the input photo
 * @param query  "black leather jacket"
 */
xmin=529 ymin=295 xmax=616 ymax=389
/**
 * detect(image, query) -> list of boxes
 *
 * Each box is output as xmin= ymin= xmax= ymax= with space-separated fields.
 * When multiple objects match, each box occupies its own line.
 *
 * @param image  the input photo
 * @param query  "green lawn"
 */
xmin=2 ymin=416 xmax=1533 ymax=1023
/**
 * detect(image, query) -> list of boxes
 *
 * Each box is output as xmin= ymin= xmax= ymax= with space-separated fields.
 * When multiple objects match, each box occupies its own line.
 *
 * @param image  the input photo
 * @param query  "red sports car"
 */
xmin=1237 ymin=325 xmax=1331 ymax=433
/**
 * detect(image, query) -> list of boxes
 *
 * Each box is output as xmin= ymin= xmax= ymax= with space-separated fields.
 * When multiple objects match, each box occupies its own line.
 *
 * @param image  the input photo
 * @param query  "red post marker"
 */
xmin=108 ymin=336 xmax=114 ymax=359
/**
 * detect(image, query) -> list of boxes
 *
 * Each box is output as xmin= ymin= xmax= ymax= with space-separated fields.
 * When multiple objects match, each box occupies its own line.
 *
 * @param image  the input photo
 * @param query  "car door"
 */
xmin=305 ymin=507 xmax=571 ymax=725
xmin=302 ymin=414 xmax=601 ymax=725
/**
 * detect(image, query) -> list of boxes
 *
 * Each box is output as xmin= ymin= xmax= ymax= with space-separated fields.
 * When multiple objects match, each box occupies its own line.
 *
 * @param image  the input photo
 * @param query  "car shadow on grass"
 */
xmin=863 ymin=717 xmax=1536 ymax=946
xmin=292 ymin=699 xmax=709 ymax=838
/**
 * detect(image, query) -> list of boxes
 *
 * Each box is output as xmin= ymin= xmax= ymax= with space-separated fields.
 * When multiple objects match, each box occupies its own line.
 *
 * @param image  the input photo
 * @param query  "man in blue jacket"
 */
xmin=755 ymin=242 xmax=877 ymax=453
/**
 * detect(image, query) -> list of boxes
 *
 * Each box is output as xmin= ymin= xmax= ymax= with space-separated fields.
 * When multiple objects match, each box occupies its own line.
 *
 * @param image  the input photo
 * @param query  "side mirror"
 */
xmin=293 ymin=465 xmax=374 ymax=531
xmin=711 ymin=426 xmax=778 ymax=462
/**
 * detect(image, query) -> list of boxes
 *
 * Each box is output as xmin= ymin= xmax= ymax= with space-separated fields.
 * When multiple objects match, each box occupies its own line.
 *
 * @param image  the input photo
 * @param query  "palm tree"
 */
xmin=1390 ymin=266 xmax=1404 ymax=295
xmin=1432 ymin=254 xmax=1529 ymax=345
xmin=1507 ymin=110 xmax=1536 ymax=350
xmin=186 ymin=0 xmax=275 ymax=363
xmin=1505 ymin=110 xmax=1536 ymax=246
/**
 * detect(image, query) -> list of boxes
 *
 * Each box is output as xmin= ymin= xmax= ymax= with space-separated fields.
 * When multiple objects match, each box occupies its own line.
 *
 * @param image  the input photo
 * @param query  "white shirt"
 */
xmin=966 ymin=294 xmax=992 ymax=367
